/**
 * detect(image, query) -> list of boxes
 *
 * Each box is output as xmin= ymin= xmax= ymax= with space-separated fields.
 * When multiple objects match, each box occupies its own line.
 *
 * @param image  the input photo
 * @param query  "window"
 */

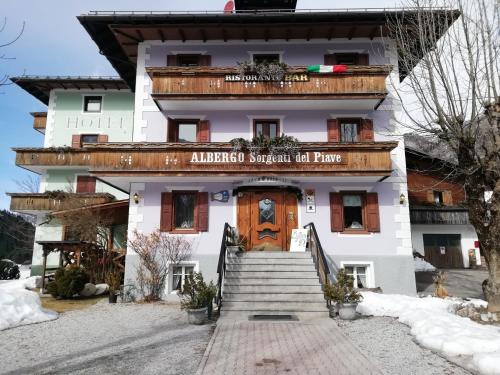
xmin=342 ymin=264 xmax=373 ymax=288
xmin=334 ymin=53 xmax=358 ymax=65
xmin=252 ymin=53 xmax=280 ymax=64
xmin=177 ymin=122 xmax=198 ymax=143
xmin=80 ymin=134 xmax=99 ymax=145
xmin=330 ymin=192 xmax=379 ymax=233
xmin=433 ymin=190 xmax=444 ymax=205
xmin=343 ymin=194 xmax=364 ymax=230
xmin=171 ymin=264 xmax=195 ymax=292
xmin=340 ymin=119 xmax=360 ymax=143
xmin=160 ymin=191 xmax=209 ymax=233
xmin=177 ymin=54 xmax=201 ymax=67
xmin=173 ymin=192 xmax=197 ymax=230
xmin=76 ymin=175 xmax=96 ymax=193
xmin=254 ymin=120 xmax=279 ymax=140
xmin=83 ymin=96 xmax=102 ymax=113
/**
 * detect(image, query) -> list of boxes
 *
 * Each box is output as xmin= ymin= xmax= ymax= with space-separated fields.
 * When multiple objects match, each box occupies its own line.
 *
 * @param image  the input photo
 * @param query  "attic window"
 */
xmin=83 ymin=96 xmax=102 ymax=113
xmin=433 ymin=191 xmax=444 ymax=205
xmin=252 ymin=54 xmax=280 ymax=64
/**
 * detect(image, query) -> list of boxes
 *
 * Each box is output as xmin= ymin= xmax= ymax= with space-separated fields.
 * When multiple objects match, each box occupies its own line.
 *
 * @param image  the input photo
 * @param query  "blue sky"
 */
xmin=0 ymin=0 xmax=397 ymax=210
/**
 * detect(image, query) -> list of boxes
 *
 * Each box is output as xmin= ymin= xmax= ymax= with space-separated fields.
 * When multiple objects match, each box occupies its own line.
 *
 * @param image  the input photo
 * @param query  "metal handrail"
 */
xmin=216 ymin=222 xmax=233 ymax=309
xmin=304 ymin=222 xmax=330 ymax=288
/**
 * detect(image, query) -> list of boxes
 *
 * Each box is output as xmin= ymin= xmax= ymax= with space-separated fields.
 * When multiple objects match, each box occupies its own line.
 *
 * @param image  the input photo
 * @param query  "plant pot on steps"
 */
xmin=338 ymin=303 xmax=358 ymax=320
xmin=187 ymin=307 xmax=208 ymax=325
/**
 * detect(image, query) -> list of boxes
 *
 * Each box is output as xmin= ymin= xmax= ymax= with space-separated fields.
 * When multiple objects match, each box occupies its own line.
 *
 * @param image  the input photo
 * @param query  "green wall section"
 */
xmin=48 ymin=91 xmax=135 ymax=147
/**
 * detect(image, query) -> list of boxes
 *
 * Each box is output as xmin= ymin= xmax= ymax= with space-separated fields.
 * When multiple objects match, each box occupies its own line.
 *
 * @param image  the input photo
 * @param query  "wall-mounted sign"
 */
xmin=440 ymin=246 xmax=446 ymax=255
xmin=305 ymin=189 xmax=316 ymax=213
xmin=225 ymin=73 xmax=309 ymax=82
xmin=211 ymin=190 xmax=230 ymax=202
xmin=290 ymin=229 xmax=309 ymax=252
xmin=189 ymin=151 xmax=346 ymax=165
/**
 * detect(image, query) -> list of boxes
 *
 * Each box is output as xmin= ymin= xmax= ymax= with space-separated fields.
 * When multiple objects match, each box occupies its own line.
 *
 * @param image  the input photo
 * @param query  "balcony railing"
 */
xmin=7 ymin=192 xmax=115 ymax=213
xmin=146 ymin=66 xmax=391 ymax=100
xmin=14 ymin=142 xmax=397 ymax=177
xmin=32 ymin=112 xmax=47 ymax=134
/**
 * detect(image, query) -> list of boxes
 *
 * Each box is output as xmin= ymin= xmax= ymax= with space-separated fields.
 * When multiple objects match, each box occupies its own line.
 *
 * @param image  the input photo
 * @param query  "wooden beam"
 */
xmin=243 ymin=28 xmax=248 ymax=42
xmin=222 ymin=28 xmax=228 ymax=42
xmin=306 ymin=28 xmax=312 ymax=41
xmin=113 ymin=29 xmax=141 ymax=43
xmin=41 ymin=248 xmax=48 ymax=292
xmin=178 ymin=28 xmax=186 ymax=42
xmin=327 ymin=26 xmax=335 ymax=40
xmin=347 ymin=26 xmax=356 ymax=40
xmin=200 ymin=28 xmax=207 ymax=43
xmin=136 ymin=29 xmax=145 ymax=41
xmin=264 ymin=28 xmax=269 ymax=42
xmin=285 ymin=28 xmax=291 ymax=41
xmin=157 ymin=29 xmax=166 ymax=42
xmin=369 ymin=25 xmax=380 ymax=40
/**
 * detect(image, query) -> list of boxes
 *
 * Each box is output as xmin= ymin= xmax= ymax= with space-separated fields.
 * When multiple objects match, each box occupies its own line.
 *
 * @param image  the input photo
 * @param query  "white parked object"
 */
xmin=94 ymin=283 xmax=109 ymax=296
xmin=413 ymin=257 xmax=437 ymax=272
xmin=80 ymin=283 xmax=97 ymax=297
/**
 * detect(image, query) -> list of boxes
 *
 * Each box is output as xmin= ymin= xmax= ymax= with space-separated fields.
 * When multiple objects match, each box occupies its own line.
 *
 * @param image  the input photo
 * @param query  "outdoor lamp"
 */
xmin=133 ymin=192 xmax=140 ymax=204
xmin=399 ymin=193 xmax=406 ymax=204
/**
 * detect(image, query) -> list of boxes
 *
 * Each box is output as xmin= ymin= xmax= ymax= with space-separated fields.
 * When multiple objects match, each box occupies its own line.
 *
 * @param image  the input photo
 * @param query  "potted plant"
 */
xmin=200 ymin=280 xmax=217 ymax=320
xmin=324 ymin=269 xmax=363 ymax=320
xmin=179 ymin=272 xmax=211 ymax=324
xmin=105 ymin=270 xmax=122 ymax=303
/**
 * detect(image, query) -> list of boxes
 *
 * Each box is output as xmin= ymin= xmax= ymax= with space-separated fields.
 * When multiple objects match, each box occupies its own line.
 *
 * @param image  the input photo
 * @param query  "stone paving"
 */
xmin=196 ymin=318 xmax=381 ymax=375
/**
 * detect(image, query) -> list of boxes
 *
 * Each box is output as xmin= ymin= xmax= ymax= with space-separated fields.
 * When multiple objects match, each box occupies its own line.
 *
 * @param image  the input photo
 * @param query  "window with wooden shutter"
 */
xmin=167 ymin=54 xmax=178 ymax=66
xmin=76 ymin=176 xmax=96 ymax=193
xmin=197 ymin=120 xmax=211 ymax=142
xmin=357 ymin=53 xmax=369 ymax=65
xmin=324 ymin=54 xmax=336 ymax=65
xmin=199 ymin=55 xmax=212 ymax=66
xmin=330 ymin=192 xmax=344 ymax=232
xmin=71 ymin=135 xmax=81 ymax=148
xmin=366 ymin=193 xmax=380 ymax=232
xmin=167 ymin=118 xmax=178 ymax=142
xmin=442 ymin=190 xmax=453 ymax=206
xmin=327 ymin=119 xmax=340 ymax=143
xmin=160 ymin=192 xmax=173 ymax=232
xmin=360 ymin=119 xmax=374 ymax=142
xmin=198 ymin=192 xmax=209 ymax=231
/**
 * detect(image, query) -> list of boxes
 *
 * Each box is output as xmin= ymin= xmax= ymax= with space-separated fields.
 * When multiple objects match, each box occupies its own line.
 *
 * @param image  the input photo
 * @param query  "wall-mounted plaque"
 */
xmin=305 ymin=189 xmax=316 ymax=213
xmin=211 ymin=190 xmax=230 ymax=202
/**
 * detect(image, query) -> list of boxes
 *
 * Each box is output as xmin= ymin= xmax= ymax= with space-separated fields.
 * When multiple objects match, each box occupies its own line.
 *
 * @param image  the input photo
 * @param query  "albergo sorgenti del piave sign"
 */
xmin=189 ymin=151 xmax=345 ymax=165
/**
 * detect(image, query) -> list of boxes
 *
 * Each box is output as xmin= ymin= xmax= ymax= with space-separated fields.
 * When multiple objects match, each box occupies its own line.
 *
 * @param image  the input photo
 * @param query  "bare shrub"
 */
xmin=128 ymin=229 xmax=192 ymax=302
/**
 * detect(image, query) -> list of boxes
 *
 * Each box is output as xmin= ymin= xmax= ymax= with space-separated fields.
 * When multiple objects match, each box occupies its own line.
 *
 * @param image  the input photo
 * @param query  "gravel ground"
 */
xmin=337 ymin=316 xmax=472 ymax=375
xmin=0 ymin=300 xmax=214 ymax=375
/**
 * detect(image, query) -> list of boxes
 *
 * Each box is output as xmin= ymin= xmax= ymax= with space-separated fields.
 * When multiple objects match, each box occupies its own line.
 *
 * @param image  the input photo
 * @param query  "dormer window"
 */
xmin=167 ymin=54 xmax=211 ymax=67
xmin=83 ymin=96 xmax=102 ymax=113
xmin=177 ymin=54 xmax=202 ymax=67
xmin=252 ymin=54 xmax=280 ymax=64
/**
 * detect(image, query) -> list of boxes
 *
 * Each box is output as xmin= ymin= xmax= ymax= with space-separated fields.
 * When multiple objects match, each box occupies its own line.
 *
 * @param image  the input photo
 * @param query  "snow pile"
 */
xmin=414 ymin=257 xmax=436 ymax=272
xmin=0 ymin=277 xmax=57 ymax=331
xmin=358 ymin=292 xmax=500 ymax=375
xmin=18 ymin=264 xmax=31 ymax=279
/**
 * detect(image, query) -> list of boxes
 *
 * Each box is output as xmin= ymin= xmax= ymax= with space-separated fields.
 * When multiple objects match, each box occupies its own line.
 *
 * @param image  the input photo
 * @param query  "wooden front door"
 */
xmin=237 ymin=189 xmax=298 ymax=251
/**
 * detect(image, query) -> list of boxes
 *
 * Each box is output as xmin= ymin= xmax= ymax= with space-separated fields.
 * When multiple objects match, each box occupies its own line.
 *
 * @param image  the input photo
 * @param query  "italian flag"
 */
xmin=307 ymin=65 xmax=348 ymax=73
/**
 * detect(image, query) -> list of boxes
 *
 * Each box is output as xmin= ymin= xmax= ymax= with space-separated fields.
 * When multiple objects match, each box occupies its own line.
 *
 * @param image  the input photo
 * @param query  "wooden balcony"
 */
xmin=146 ymin=66 xmax=391 ymax=110
xmin=14 ymin=142 xmax=397 ymax=178
xmin=7 ymin=192 xmax=115 ymax=214
xmin=32 ymin=112 xmax=47 ymax=134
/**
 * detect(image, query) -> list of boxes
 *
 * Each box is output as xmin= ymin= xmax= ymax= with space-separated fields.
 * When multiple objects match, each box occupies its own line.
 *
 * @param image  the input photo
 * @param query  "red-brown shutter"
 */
xmin=330 ymin=192 xmax=344 ymax=232
xmin=198 ymin=192 xmax=209 ymax=232
xmin=360 ymin=119 xmax=374 ymax=142
xmin=366 ymin=193 xmax=380 ymax=232
xmin=324 ymin=54 xmax=336 ymax=65
xmin=197 ymin=120 xmax=210 ymax=142
xmin=327 ymin=119 xmax=340 ymax=143
xmin=167 ymin=118 xmax=177 ymax=142
xmin=443 ymin=190 xmax=453 ymax=206
xmin=199 ymin=55 xmax=212 ymax=66
xmin=76 ymin=176 xmax=96 ymax=193
xmin=357 ymin=53 xmax=369 ymax=65
xmin=427 ymin=190 xmax=435 ymax=203
xmin=160 ymin=192 xmax=173 ymax=232
xmin=72 ymin=135 xmax=81 ymax=148
xmin=97 ymin=134 xmax=108 ymax=143
xmin=167 ymin=54 xmax=177 ymax=66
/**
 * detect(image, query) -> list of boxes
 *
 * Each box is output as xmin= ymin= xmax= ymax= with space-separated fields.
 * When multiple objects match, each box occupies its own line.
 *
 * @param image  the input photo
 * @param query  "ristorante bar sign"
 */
xmin=224 ymin=73 xmax=309 ymax=82
xmin=189 ymin=151 xmax=346 ymax=165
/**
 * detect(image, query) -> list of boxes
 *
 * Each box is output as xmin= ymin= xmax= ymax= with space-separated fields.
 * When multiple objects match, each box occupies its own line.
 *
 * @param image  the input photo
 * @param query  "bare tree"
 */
xmin=128 ymin=229 xmax=192 ymax=302
xmin=388 ymin=0 xmax=500 ymax=310
xmin=15 ymin=175 xmax=40 ymax=193
xmin=0 ymin=17 xmax=25 ymax=87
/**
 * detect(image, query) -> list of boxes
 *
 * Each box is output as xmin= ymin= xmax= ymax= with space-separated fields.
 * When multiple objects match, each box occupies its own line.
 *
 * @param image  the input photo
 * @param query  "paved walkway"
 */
xmin=196 ymin=318 xmax=381 ymax=375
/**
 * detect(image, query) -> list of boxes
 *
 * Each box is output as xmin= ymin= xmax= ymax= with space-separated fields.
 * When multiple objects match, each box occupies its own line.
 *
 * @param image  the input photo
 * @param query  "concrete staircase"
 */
xmin=220 ymin=251 xmax=329 ymax=319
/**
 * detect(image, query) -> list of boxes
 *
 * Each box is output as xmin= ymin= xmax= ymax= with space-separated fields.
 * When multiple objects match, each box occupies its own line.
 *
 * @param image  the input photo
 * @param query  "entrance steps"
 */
xmin=220 ymin=251 xmax=329 ymax=319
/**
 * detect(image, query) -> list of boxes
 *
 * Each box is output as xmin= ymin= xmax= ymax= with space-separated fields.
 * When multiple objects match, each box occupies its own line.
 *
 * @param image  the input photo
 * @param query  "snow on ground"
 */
xmin=414 ymin=257 xmax=437 ymax=272
xmin=0 ymin=277 xmax=57 ymax=331
xmin=357 ymin=292 xmax=500 ymax=375
xmin=18 ymin=265 xmax=31 ymax=279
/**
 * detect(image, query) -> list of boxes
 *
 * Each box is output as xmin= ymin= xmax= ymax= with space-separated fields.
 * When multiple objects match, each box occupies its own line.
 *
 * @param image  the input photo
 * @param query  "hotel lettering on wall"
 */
xmin=189 ymin=151 xmax=346 ymax=165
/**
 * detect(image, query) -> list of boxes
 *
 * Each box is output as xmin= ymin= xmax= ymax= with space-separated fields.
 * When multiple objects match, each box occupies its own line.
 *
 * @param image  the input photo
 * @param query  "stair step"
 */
xmin=227 ymin=258 xmax=314 ymax=265
xmin=229 ymin=251 xmax=311 ymax=259
xmin=222 ymin=301 xmax=327 ymax=311
xmin=225 ymin=271 xmax=318 ymax=278
xmin=223 ymin=293 xmax=325 ymax=302
xmin=223 ymin=284 xmax=322 ymax=293
xmin=224 ymin=277 xmax=321 ymax=285
xmin=219 ymin=310 xmax=329 ymax=320
xmin=226 ymin=264 xmax=315 ymax=272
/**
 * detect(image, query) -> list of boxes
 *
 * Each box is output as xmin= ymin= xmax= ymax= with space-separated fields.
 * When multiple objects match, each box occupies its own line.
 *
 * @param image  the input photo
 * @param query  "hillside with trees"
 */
xmin=0 ymin=210 xmax=34 ymax=264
